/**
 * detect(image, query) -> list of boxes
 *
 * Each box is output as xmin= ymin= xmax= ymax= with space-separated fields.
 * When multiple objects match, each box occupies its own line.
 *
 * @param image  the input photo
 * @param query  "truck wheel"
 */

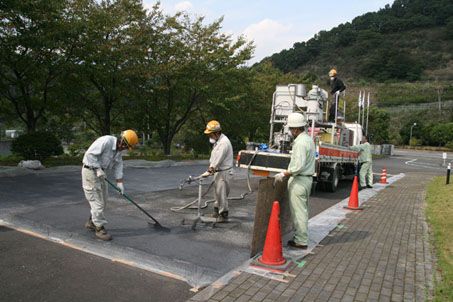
xmin=326 ymin=165 xmax=340 ymax=192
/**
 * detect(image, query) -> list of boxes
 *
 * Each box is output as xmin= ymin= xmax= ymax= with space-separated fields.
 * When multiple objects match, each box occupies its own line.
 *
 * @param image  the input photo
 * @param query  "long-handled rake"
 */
xmin=105 ymin=178 xmax=170 ymax=232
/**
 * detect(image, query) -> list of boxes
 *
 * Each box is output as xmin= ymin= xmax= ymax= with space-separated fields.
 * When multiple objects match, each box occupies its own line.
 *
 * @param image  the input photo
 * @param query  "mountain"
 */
xmin=264 ymin=0 xmax=453 ymax=82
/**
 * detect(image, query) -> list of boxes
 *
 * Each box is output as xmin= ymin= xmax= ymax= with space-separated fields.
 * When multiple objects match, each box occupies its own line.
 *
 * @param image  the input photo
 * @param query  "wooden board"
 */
xmin=250 ymin=177 xmax=293 ymax=257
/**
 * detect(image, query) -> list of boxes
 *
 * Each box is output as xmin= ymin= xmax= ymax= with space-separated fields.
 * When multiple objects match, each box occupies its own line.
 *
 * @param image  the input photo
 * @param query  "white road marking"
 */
xmin=404 ymin=158 xmax=447 ymax=170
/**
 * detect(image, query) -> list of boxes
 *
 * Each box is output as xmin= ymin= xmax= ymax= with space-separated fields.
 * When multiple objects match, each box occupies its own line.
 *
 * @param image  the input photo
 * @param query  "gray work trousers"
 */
xmin=213 ymin=170 xmax=230 ymax=214
xmin=82 ymin=168 xmax=108 ymax=227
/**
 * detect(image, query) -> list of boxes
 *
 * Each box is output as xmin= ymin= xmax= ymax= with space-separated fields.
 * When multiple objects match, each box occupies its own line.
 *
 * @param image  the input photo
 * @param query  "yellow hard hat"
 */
xmin=121 ymin=129 xmax=139 ymax=149
xmin=204 ymin=120 xmax=221 ymax=134
xmin=329 ymin=69 xmax=337 ymax=77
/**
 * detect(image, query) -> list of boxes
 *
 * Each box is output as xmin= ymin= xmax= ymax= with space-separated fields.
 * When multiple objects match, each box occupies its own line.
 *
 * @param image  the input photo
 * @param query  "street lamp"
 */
xmin=410 ymin=122 xmax=417 ymax=144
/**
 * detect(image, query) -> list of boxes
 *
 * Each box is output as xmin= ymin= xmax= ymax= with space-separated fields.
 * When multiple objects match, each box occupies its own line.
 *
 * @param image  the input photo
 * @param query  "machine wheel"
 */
xmin=326 ymin=165 xmax=340 ymax=193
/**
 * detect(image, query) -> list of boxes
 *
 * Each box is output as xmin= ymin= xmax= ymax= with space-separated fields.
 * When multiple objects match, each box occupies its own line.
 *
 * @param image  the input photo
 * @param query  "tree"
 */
xmin=0 ymin=0 xmax=77 ymax=133
xmin=429 ymin=123 xmax=453 ymax=146
xmin=139 ymin=11 xmax=253 ymax=154
xmin=367 ymin=107 xmax=390 ymax=144
xmin=64 ymin=0 xmax=149 ymax=135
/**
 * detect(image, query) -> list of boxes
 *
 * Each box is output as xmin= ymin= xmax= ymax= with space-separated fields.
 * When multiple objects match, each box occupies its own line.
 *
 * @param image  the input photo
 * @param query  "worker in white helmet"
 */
xmin=274 ymin=113 xmax=315 ymax=249
xmin=82 ymin=129 xmax=139 ymax=241
xmin=201 ymin=120 xmax=234 ymax=223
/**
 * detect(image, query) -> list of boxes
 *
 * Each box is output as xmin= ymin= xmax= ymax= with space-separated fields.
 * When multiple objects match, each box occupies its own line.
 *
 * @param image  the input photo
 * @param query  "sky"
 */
xmin=143 ymin=0 xmax=393 ymax=64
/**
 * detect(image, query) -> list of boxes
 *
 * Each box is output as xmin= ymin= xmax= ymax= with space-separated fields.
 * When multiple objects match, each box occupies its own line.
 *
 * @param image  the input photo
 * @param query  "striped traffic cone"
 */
xmin=379 ymin=168 xmax=389 ymax=184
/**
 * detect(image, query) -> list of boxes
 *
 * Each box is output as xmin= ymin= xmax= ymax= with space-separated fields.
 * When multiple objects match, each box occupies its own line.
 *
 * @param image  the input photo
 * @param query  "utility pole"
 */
xmin=361 ymin=92 xmax=366 ymax=129
xmin=410 ymin=123 xmax=417 ymax=144
xmin=358 ymin=91 xmax=362 ymax=126
xmin=365 ymin=92 xmax=370 ymax=136
xmin=438 ymin=87 xmax=442 ymax=114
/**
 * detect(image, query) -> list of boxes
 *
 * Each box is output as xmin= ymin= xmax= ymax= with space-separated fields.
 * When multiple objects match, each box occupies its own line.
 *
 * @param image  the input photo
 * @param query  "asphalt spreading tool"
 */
xmin=178 ymin=174 xmax=217 ymax=230
xmin=105 ymin=178 xmax=170 ymax=232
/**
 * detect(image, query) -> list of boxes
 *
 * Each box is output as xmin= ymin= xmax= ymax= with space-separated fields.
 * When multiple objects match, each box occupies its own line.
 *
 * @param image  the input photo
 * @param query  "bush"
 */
xmin=11 ymin=132 xmax=64 ymax=161
xmin=446 ymin=141 xmax=453 ymax=150
xmin=409 ymin=137 xmax=422 ymax=146
xmin=67 ymin=141 xmax=90 ymax=157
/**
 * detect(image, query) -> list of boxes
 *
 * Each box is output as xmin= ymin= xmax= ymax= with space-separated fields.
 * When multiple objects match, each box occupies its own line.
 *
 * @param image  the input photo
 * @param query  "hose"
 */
xmin=170 ymin=150 xmax=258 ymax=213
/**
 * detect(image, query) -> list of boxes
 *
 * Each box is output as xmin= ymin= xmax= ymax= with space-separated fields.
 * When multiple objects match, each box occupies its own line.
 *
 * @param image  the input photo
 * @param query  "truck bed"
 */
xmin=237 ymin=142 xmax=358 ymax=173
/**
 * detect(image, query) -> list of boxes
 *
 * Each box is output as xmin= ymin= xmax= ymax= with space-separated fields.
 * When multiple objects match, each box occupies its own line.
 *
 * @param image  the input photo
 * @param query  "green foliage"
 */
xmin=409 ymin=137 xmax=422 ymax=146
xmin=267 ymin=0 xmax=453 ymax=82
xmin=11 ymin=132 xmax=63 ymax=160
xmin=375 ymin=82 xmax=453 ymax=107
xmin=366 ymin=107 xmax=390 ymax=144
xmin=0 ymin=0 xmax=78 ymax=133
xmin=429 ymin=123 xmax=453 ymax=146
xmin=0 ymin=154 xmax=23 ymax=166
xmin=446 ymin=17 xmax=453 ymax=39
xmin=134 ymin=9 xmax=253 ymax=154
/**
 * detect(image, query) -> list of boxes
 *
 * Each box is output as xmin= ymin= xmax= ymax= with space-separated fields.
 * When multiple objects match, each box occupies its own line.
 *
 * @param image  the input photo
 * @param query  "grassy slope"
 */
xmin=426 ymin=177 xmax=453 ymax=301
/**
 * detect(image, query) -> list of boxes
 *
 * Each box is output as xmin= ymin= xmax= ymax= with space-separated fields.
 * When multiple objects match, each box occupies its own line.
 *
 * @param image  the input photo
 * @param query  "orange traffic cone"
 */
xmin=258 ymin=201 xmax=286 ymax=266
xmin=379 ymin=168 xmax=389 ymax=184
xmin=344 ymin=176 xmax=363 ymax=210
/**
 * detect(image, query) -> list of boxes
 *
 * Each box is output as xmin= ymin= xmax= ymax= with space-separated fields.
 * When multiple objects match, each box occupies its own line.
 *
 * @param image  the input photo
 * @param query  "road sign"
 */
xmin=442 ymin=152 xmax=447 ymax=159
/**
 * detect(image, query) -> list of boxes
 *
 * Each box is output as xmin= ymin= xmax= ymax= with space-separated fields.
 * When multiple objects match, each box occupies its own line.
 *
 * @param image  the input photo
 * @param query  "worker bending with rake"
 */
xmin=274 ymin=113 xmax=315 ymax=249
xmin=201 ymin=120 xmax=234 ymax=223
xmin=82 ymin=130 xmax=139 ymax=240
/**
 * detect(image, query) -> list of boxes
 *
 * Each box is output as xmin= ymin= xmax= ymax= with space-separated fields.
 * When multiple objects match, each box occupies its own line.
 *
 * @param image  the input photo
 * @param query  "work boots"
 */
xmin=85 ymin=217 xmax=96 ymax=231
xmin=213 ymin=207 xmax=219 ymax=218
xmin=207 ymin=207 xmax=220 ymax=218
xmin=216 ymin=211 xmax=229 ymax=223
xmin=95 ymin=226 xmax=112 ymax=241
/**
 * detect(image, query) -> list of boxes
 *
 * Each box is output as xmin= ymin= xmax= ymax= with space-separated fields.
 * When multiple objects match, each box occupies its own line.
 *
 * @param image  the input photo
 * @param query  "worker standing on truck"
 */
xmin=274 ymin=113 xmax=315 ymax=249
xmin=201 ymin=120 xmax=234 ymax=223
xmin=350 ymin=136 xmax=373 ymax=190
xmin=82 ymin=130 xmax=139 ymax=241
xmin=328 ymin=68 xmax=346 ymax=122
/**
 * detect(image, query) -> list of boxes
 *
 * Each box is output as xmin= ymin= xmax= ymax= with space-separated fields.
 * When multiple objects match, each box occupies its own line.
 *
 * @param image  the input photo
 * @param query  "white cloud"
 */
xmin=242 ymin=19 xmax=303 ymax=64
xmin=174 ymin=1 xmax=193 ymax=12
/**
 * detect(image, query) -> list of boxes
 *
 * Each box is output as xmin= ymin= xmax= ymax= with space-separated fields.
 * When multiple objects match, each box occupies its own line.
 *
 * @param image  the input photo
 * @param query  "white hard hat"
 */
xmin=287 ymin=112 xmax=307 ymax=128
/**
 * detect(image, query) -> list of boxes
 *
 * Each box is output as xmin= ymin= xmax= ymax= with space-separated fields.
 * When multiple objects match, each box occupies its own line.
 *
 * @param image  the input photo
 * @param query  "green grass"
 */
xmin=0 ymin=155 xmax=23 ymax=166
xmin=426 ymin=177 xmax=453 ymax=301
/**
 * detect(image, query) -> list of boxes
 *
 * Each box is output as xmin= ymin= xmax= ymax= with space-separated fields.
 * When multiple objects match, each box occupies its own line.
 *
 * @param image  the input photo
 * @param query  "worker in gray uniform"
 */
xmin=201 ymin=120 xmax=234 ymax=223
xmin=274 ymin=112 xmax=315 ymax=249
xmin=350 ymin=135 xmax=373 ymax=189
xmin=82 ymin=130 xmax=139 ymax=240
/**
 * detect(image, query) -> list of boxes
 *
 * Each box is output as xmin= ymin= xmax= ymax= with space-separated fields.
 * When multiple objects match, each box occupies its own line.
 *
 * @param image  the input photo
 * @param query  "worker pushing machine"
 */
xmin=350 ymin=135 xmax=373 ymax=190
xmin=82 ymin=129 xmax=139 ymax=241
xmin=328 ymin=68 xmax=346 ymax=122
xmin=201 ymin=120 xmax=234 ymax=223
xmin=274 ymin=113 xmax=315 ymax=249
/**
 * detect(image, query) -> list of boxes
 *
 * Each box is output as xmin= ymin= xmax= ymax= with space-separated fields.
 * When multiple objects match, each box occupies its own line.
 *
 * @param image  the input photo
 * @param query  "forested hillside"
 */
xmin=266 ymin=0 xmax=453 ymax=82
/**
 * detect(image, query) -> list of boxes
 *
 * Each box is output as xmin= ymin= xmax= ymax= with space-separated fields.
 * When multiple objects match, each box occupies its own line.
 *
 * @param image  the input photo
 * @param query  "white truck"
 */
xmin=237 ymin=84 xmax=362 ymax=192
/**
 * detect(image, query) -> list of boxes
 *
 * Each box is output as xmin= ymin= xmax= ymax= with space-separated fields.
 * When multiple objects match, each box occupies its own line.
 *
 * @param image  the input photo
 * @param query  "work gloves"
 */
xmin=116 ymin=182 xmax=125 ymax=194
xmin=201 ymin=167 xmax=215 ymax=178
xmin=96 ymin=168 xmax=106 ymax=178
xmin=200 ymin=171 xmax=212 ymax=178
xmin=273 ymin=171 xmax=287 ymax=186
